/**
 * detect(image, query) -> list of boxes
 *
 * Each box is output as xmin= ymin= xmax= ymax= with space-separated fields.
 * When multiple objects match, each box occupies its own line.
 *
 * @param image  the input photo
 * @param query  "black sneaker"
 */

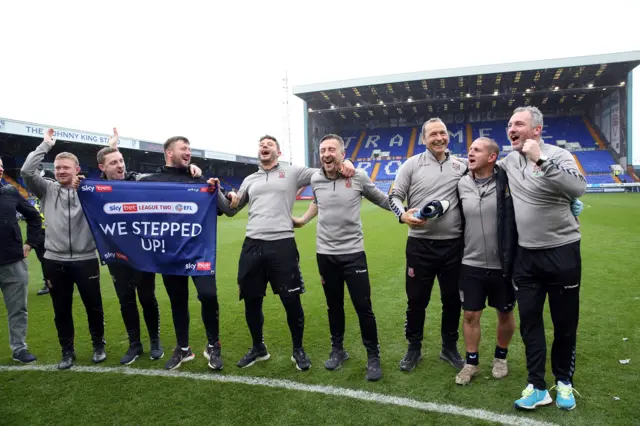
xmin=324 ymin=347 xmax=349 ymax=371
xmin=37 ymin=286 xmax=49 ymax=295
xmin=150 ymin=339 xmax=164 ymax=360
xmin=12 ymin=349 xmax=37 ymax=364
xmin=399 ymin=349 xmax=422 ymax=372
xmin=236 ymin=344 xmax=270 ymax=368
xmin=120 ymin=343 xmax=143 ymax=365
xmin=92 ymin=345 xmax=107 ymax=364
xmin=366 ymin=356 xmax=383 ymax=382
xmin=57 ymin=351 xmax=76 ymax=370
xmin=291 ymin=347 xmax=311 ymax=371
xmin=164 ymin=347 xmax=195 ymax=370
xmin=440 ymin=347 xmax=465 ymax=370
xmin=203 ymin=342 xmax=223 ymax=370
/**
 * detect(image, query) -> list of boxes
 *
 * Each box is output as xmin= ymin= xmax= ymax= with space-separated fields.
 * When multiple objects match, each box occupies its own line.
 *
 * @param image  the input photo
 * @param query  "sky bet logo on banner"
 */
xmin=77 ymin=179 xmax=218 ymax=276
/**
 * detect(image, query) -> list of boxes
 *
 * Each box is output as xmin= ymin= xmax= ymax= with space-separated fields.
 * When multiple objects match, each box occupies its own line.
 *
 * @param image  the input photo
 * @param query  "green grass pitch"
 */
xmin=0 ymin=193 xmax=638 ymax=425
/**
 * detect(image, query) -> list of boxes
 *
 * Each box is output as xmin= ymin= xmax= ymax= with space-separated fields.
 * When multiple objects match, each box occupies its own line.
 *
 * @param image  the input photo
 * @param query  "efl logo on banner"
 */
xmin=78 ymin=179 xmax=218 ymax=276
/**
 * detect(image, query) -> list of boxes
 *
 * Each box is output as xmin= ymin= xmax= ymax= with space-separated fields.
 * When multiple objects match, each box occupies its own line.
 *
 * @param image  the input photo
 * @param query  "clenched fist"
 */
xmin=522 ymin=139 xmax=541 ymax=163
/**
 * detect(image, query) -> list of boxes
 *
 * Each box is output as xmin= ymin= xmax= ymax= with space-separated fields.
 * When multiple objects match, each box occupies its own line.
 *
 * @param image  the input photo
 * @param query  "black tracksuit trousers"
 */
xmin=404 ymin=236 xmax=463 ymax=351
xmin=513 ymin=241 xmax=581 ymax=390
xmin=317 ymin=251 xmax=379 ymax=357
xmin=162 ymin=274 xmax=219 ymax=348
xmin=43 ymin=258 xmax=105 ymax=353
xmin=108 ymin=264 xmax=159 ymax=344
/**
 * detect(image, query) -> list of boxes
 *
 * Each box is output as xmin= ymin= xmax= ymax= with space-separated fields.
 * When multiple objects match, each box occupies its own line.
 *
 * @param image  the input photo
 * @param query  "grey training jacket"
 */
xmin=311 ymin=168 xmax=390 ymax=255
xmin=389 ymin=150 xmax=467 ymax=240
xmin=498 ymin=141 xmax=586 ymax=249
xmin=218 ymin=163 xmax=315 ymax=241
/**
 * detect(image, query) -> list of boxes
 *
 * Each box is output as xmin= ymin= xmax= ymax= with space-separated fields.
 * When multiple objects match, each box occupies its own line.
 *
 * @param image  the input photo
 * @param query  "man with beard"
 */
xmin=502 ymin=107 xmax=586 ymax=411
xmin=388 ymin=118 xmax=466 ymax=372
xmin=21 ymin=129 xmax=106 ymax=369
xmin=0 ymin=156 xmax=41 ymax=364
xmin=139 ymin=136 xmax=227 ymax=371
xmin=223 ymin=135 xmax=355 ymax=371
xmin=291 ymin=134 xmax=389 ymax=381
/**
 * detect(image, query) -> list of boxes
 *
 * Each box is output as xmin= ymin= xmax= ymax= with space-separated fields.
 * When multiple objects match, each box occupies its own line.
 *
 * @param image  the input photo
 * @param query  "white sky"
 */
xmin=1 ymin=0 xmax=639 ymax=165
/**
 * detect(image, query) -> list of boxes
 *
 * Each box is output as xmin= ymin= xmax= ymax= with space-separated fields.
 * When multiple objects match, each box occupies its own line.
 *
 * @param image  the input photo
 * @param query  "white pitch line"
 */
xmin=0 ymin=364 xmax=557 ymax=426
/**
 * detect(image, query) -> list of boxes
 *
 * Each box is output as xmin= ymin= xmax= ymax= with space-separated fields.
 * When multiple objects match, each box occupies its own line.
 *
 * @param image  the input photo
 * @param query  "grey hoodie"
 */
xmin=21 ymin=142 xmax=96 ymax=261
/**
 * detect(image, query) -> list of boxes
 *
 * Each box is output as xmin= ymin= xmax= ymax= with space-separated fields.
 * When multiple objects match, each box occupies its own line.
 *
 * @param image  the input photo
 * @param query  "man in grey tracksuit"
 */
xmin=220 ymin=134 xmax=355 ymax=371
xmin=503 ymin=106 xmax=586 ymax=411
xmin=389 ymin=118 xmax=466 ymax=372
xmin=21 ymin=129 xmax=106 ymax=370
xmin=455 ymin=137 xmax=518 ymax=386
xmin=292 ymin=134 xmax=390 ymax=382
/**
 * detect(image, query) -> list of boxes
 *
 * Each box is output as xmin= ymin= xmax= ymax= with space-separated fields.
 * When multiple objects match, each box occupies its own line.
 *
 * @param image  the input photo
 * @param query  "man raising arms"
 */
xmin=389 ymin=118 xmax=466 ymax=372
xmin=21 ymin=129 xmax=106 ymax=369
xmin=139 ymin=136 xmax=226 ymax=371
xmin=223 ymin=135 xmax=355 ymax=371
xmin=292 ymin=134 xmax=388 ymax=381
xmin=93 ymin=128 xmax=164 ymax=364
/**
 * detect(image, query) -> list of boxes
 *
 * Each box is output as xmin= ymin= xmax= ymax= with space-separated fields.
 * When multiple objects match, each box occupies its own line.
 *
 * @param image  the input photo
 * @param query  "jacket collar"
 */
xmin=424 ymin=148 xmax=450 ymax=163
xmin=158 ymin=166 xmax=191 ymax=176
xmin=258 ymin=162 xmax=281 ymax=172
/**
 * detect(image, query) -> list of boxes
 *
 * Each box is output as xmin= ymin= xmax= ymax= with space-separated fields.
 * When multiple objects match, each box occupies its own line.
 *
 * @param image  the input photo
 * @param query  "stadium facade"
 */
xmin=0 ymin=118 xmax=288 ymax=198
xmin=292 ymin=51 xmax=640 ymax=197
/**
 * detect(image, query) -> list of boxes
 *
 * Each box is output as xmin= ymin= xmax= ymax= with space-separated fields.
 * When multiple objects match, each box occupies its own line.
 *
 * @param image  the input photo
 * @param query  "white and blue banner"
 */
xmin=77 ymin=180 xmax=218 ymax=276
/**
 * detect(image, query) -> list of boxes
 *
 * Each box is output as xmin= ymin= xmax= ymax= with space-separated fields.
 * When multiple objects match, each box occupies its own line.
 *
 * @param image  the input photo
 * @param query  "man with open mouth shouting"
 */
xmin=221 ymin=134 xmax=355 ymax=372
xmin=502 ymin=106 xmax=586 ymax=411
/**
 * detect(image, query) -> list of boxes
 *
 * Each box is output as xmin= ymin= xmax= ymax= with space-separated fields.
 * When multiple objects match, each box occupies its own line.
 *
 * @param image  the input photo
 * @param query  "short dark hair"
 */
xmin=259 ymin=135 xmax=280 ymax=151
xmin=319 ymin=134 xmax=345 ymax=151
xmin=97 ymin=147 xmax=120 ymax=165
xmin=164 ymin=136 xmax=190 ymax=152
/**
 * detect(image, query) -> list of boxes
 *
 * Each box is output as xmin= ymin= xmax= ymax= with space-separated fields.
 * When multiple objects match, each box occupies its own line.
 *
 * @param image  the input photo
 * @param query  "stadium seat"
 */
xmin=354 ymin=161 xmax=374 ymax=177
xmin=355 ymin=128 xmax=413 ymax=159
xmin=341 ymin=131 xmax=362 ymax=159
xmin=375 ymin=160 xmax=405 ymax=181
xmin=373 ymin=180 xmax=393 ymax=195
xmin=574 ymin=151 xmax=615 ymax=173
xmin=585 ymin=175 xmax=616 ymax=184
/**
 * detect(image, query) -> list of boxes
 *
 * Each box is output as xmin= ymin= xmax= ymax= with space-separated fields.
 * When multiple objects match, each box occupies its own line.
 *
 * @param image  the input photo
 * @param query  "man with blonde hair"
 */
xmin=21 ymin=129 xmax=106 ymax=370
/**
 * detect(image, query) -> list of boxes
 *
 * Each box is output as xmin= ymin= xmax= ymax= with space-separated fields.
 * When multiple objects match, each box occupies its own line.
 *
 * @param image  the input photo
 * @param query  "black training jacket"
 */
xmin=0 ymin=185 xmax=43 ymax=265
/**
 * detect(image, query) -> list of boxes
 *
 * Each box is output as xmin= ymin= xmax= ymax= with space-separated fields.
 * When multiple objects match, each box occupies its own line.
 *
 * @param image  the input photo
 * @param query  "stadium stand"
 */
xmin=574 ymin=150 xmax=616 ymax=173
xmin=298 ymin=115 xmax=629 ymax=197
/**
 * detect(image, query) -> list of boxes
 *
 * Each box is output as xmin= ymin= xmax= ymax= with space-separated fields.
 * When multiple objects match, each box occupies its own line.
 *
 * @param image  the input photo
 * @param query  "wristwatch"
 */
xmin=536 ymin=155 xmax=548 ymax=167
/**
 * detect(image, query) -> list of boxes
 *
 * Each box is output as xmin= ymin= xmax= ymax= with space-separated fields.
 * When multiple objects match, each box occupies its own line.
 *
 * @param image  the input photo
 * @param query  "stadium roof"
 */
xmin=293 ymin=51 xmax=640 ymax=125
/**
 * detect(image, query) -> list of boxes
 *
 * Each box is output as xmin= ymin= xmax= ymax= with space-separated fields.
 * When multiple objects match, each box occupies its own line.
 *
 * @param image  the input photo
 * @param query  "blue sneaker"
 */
xmin=514 ymin=384 xmax=553 ymax=410
xmin=551 ymin=381 xmax=579 ymax=410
